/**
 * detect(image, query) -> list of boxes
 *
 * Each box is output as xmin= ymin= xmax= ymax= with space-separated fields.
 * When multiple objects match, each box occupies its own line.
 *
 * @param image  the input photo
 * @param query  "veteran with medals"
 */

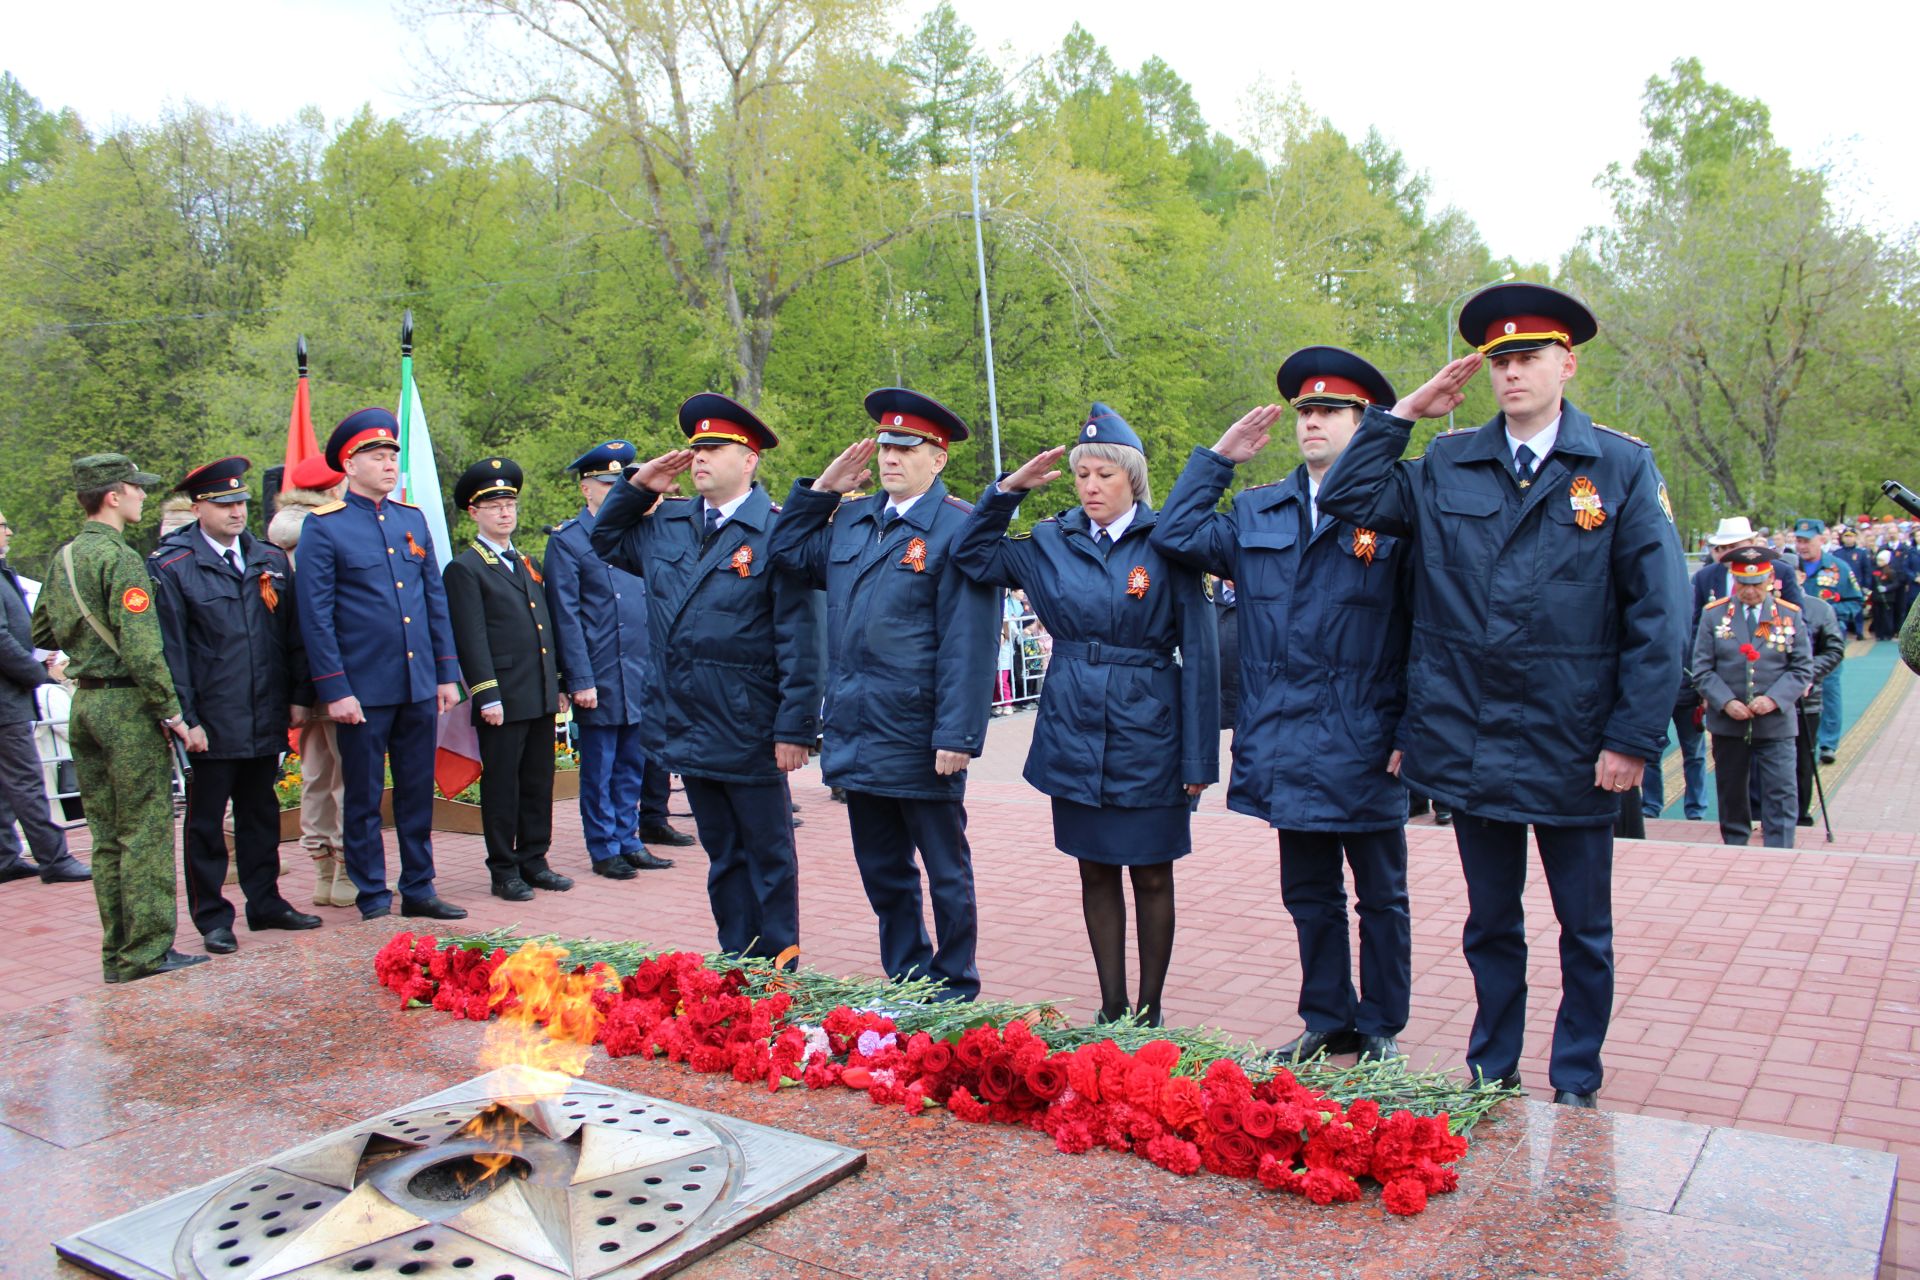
xmin=768 ymin=389 xmax=997 ymax=1000
xmin=1153 ymin=348 xmax=1413 ymax=1061
xmin=952 ymin=405 xmax=1219 ymax=1026
xmin=590 ymin=394 xmax=824 ymax=963
xmin=444 ymin=458 xmax=573 ymax=901
xmin=1316 ymin=283 xmax=1690 ymax=1107
xmin=1692 ymin=547 xmax=1814 ymax=848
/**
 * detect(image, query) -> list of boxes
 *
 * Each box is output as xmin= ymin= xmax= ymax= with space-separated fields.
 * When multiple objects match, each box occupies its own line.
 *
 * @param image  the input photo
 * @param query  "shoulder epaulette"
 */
xmin=1777 ymin=599 xmax=1802 ymax=613
xmin=1704 ymin=596 xmax=1730 ymax=610
xmin=1593 ymin=423 xmax=1651 ymax=447
xmin=550 ymin=517 xmax=576 ymax=533
xmin=469 ymin=540 xmax=499 ymax=566
xmin=152 ymin=550 xmax=192 ymax=571
xmin=1244 ymin=478 xmax=1285 ymax=490
xmin=1432 ymin=425 xmax=1478 ymax=440
xmin=388 ymin=497 xmax=419 ymax=509
xmin=839 ymin=491 xmax=865 ymax=503
xmin=313 ymin=501 xmax=346 ymax=515
xmin=942 ymin=494 xmax=975 ymax=513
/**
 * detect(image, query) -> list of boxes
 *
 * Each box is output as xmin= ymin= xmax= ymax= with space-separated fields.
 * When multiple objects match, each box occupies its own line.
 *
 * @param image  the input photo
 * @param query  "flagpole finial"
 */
xmin=296 ymin=335 xmax=308 ymax=376
xmin=401 ymin=310 xmax=414 ymax=357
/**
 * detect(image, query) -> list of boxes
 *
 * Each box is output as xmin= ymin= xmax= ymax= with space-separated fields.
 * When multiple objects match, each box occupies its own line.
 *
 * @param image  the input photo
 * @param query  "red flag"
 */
xmin=284 ymin=372 xmax=318 ymax=473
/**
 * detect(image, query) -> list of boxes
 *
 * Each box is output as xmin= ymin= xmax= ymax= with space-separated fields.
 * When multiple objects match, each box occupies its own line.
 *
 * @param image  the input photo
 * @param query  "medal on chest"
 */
xmin=731 ymin=544 xmax=753 ymax=578
xmin=1569 ymin=477 xmax=1607 ymax=531
xmin=1351 ymin=527 xmax=1379 ymax=566
xmin=1126 ymin=565 xmax=1151 ymax=599
xmin=1714 ymin=609 xmax=1735 ymax=640
xmin=901 ymin=536 xmax=928 ymax=573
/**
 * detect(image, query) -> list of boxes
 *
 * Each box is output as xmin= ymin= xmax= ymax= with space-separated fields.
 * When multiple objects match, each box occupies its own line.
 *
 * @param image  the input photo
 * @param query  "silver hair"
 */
xmin=1069 ymin=442 xmax=1151 ymax=505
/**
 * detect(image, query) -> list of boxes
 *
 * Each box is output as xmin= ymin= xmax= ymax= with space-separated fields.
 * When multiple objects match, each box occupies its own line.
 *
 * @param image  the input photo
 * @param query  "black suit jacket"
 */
xmin=0 ymin=561 xmax=49 ymax=726
xmin=444 ymin=541 xmax=560 ymax=725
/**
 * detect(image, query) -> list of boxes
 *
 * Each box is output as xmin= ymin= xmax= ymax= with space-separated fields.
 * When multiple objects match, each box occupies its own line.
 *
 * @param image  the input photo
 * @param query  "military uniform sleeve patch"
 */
xmin=1657 ymin=481 xmax=1675 ymax=524
xmin=122 ymin=586 xmax=151 ymax=613
xmin=313 ymin=501 xmax=346 ymax=515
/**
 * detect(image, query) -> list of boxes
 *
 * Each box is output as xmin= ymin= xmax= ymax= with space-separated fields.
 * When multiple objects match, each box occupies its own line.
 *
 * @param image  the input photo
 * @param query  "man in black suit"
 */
xmin=1693 ymin=516 xmax=1803 ymax=612
xmin=0 ymin=509 xmax=88 ymax=884
xmin=444 ymin=459 xmax=572 ymax=902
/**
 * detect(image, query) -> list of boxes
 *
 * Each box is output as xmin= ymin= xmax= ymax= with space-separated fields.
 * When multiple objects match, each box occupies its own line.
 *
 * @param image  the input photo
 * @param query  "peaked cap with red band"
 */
xmin=864 ymin=387 xmax=971 ymax=449
xmin=177 ymin=455 xmax=253 ymax=504
xmin=1276 ymin=346 xmax=1396 ymax=410
xmin=324 ymin=407 xmax=402 ymax=471
xmin=1458 ymin=282 xmax=1598 ymax=356
xmin=678 ymin=392 xmax=779 ymax=452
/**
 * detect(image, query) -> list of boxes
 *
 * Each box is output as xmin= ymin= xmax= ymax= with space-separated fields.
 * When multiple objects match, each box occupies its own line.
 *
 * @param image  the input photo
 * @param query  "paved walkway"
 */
xmin=1 ymin=653 xmax=1914 ymax=1275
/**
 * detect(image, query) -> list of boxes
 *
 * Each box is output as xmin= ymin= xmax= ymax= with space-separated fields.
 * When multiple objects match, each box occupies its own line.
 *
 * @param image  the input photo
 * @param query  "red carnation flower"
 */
xmin=1301 ymin=1166 xmax=1362 ymax=1206
xmin=1383 ymin=1176 xmax=1428 ymax=1215
xmin=1256 ymin=1153 xmax=1301 ymax=1193
xmin=947 ymin=1089 xmax=990 ymax=1123
xmin=1134 ymin=1040 xmax=1181 ymax=1073
xmin=1053 ymin=1121 xmax=1095 ymax=1155
xmin=1159 ymin=1076 xmax=1205 ymax=1131
xmin=1740 ymin=642 xmax=1761 ymax=661
xmin=1143 ymin=1135 xmax=1202 ymax=1176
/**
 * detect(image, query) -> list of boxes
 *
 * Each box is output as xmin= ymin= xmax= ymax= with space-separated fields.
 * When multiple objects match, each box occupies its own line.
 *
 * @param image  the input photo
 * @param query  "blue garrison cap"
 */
xmin=568 ymin=439 xmax=636 ymax=482
xmin=1794 ymin=518 xmax=1826 ymax=537
xmin=1078 ymin=403 xmax=1142 ymax=452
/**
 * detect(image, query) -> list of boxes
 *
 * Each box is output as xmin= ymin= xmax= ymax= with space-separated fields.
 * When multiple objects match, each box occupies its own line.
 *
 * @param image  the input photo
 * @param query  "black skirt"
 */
xmin=1051 ymin=796 xmax=1192 ymax=866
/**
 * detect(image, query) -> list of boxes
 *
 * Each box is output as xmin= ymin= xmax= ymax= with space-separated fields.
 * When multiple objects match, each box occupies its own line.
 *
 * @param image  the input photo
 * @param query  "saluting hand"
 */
xmin=1212 ymin=405 xmax=1286 ymax=463
xmin=1001 ymin=446 xmax=1067 ymax=493
xmin=813 ymin=439 xmax=876 ymax=494
xmin=1389 ymin=353 xmax=1482 ymax=421
xmin=630 ymin=449 xmax=695 ymax=494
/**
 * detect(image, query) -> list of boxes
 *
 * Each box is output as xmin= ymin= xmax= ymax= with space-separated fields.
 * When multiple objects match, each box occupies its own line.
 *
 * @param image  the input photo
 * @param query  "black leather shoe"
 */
xmin=638 ymin=822 xmax=697 ymax=848
xmin=39 ymin=860 xmax=93 ymax=883
xmin=1796 ymin=815 xmax=1816 ymax=827
xmin=250 ymin=908 xmax=323 ymax=931
xmin=592 ymin=858 xmax=637 ymax=880
xmin=126 ymin=949 xmax=212 ymax=981
xmin=1819 ymin=749 xmax=1837 ymax=765
xmin=490 ymin=879 xmax=534 ymax=902
xmin=401 ymin=896 xmax=469 ymax=919
xmin=1553 ymin=1089 xmax=1597 ymax=1108
xmin=360 ymin=904 xmax=392 ymax=920
xmin=202 ymin=927 xmax=238 ymax=954
xmin=1434 ymin=807 xmax=1453 ymax=827
xmin=1274 ymin=1028 xmax=1361 ymax=1060
xmin=624 ymin=849 xmax=675 ymax=870
xmin=0 ymin=864 xmax=38 ymax=884
xmin=524 ymin=869 xmax=573 ymax=892
xmin=1357 ymin=1034 xmax=1401 ymax=1062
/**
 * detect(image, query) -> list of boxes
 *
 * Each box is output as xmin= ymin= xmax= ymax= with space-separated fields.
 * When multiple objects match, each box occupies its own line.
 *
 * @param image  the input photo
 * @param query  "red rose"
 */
xmin=1382 ymin=1176 xmax=1428 ymax=1215
xmin=955 ymin=1026 xmax=998 ymax=1071
xmin=1240 ymin=1099 xmax=1277 ymax=1139
xmin=1210 ymin=1129 xmax=1261 ymax=1178
xmin=1205 ymin=1097 xmax=1243 ymax=1133
xmin=1026 ymin=1058 xmax=1069 ymax=1102
xmin=978 ymin=1052 xmax=1017 ymax=1103
xmin=921 ymin=1041 xmax=954 ymax=1075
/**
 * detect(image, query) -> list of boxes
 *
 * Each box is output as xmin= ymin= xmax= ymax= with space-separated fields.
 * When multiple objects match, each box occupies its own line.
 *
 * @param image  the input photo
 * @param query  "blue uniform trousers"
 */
xmin=1817 ymin=673 xmax=1843 ymax=754
xmin=1277 ymin=828 xmax=1410 ymax=1037
xmin=1641 ymin=705 xmax=1708 ymax=819
xmin=1456 ymin=817 xmax=1613 ymax=1096
xmin=845 ymin=791 xmax=979 ymax=1000
xmin=680 ymin=775 xmax=798 ymax=960
xmin=337 ymin=699 xmax=439 ymax=915
xmin=577 ymin=721 xmax=646 ymax=863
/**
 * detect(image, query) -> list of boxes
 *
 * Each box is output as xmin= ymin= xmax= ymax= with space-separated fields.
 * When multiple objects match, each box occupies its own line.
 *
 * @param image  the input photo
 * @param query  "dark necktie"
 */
xmin=1094 ymin=528 xmax=1111 ymax=557
xmin=225 ymin=548 xmax=243 ymax=577
xmin=499 ymin=547 xmax=517 ymax=573
xmin=703 ymin=505 xmax=721 ymax=544
xmin=1514 ymin=444 xmax=1537 ymax=489
xmin=1746 ymin=606 xmax=1759 ymax=631
xmin=881 ymin=507 xmax=900 ymax=541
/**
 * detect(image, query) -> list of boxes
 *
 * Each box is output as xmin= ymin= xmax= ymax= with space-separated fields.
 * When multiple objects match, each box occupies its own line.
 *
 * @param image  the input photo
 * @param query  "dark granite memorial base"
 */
xmin=0 ymin=925 xmax=1895 ymax=1279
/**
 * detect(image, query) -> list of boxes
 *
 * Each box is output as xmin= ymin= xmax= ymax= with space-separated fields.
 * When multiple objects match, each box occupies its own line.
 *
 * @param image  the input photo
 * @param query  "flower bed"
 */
xmin=375 ymin=930 xmax=1514 ymax=1216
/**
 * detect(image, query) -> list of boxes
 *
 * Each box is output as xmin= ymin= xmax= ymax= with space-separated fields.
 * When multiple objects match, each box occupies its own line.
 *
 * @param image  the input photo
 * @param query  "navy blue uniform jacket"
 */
xmin=294 ymin=491 xmax=461 ymax=708
xmin=769 ymin=478 xmax=996 ymax=801
xmin=951 ymin=484 xmax=1219 ymax=809
xmin=546 ymin=506 xmax=651 ymax=726
xmin=1316 ymin=402 xmax=1689 ymax=826
xmin=148 ymin=527 xmax=312 ymax=759
xmin=1153 ymin=449 xmax=1411 ymax=831
xmin=590 ymin=480 xmax=824 ymax=785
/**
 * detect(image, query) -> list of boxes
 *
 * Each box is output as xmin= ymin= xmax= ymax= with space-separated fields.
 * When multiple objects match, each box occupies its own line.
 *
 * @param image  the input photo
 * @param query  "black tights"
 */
xmin=1078 ymin=860 xmax=1176 ymax=1023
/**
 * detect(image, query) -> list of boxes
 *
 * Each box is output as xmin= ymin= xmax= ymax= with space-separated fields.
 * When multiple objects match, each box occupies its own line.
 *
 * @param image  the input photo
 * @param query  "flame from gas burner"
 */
xmin=480 ymin=942 xmax=620 ymax=1082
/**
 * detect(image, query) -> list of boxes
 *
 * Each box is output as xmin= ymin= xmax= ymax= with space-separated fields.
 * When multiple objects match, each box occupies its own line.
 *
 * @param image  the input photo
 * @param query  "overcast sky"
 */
xmin=10 ymin=0 xmax=1911 ymax=266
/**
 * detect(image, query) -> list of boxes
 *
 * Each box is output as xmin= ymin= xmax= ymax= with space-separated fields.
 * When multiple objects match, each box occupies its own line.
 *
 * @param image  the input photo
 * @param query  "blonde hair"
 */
xmin=1069 ymin=442 xmax=1151 ymax=505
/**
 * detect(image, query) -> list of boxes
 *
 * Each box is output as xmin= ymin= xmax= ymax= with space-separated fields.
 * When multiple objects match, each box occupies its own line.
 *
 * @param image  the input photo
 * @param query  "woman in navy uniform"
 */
xmin=545 ymin=440 xmax=676 ymax=878
xmin=769 ymin=388 xmax=997 ymax=1000
xmin=590 ymin=394 xmax=824 ymax=963
xmin=1153 ymin=348 xmax=1413 ymax=1062
xmin=1317 ymin=283 xmax=1689 ymax=1107
xmin=953 ymin=405 xmax=1218 ymax=1025
xmin=444 ymin=457 xmax=573 ymax=902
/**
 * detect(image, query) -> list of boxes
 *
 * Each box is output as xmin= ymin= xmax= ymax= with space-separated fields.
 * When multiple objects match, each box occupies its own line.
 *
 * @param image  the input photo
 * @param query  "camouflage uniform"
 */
xmin=30 ymin=456 xmax=185 ymax=981
xmin=1901 ymin=589 xmax=1920 ymax=675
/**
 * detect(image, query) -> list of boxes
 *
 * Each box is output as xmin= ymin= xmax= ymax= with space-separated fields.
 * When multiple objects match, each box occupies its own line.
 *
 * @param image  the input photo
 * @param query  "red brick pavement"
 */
xmin=3 ymin=679 xmax=1917 ymax=1274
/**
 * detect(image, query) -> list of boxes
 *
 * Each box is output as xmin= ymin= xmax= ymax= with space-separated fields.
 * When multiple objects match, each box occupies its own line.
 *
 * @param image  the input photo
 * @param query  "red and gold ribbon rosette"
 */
xmin=405 ymin=531 xmax=428 ymax=559
xmin=1126 ymin=566 xmax=1150 ymax=599
xmin=731 ymin=544 xmax=754 ymax=578
xmin=1568 ymin=477 xmax=1607 ymax=531
xmin=901 ymin=536 xmax=928 ymax=573
xmin=1352 ymin=528 xmax=1379 ymax=565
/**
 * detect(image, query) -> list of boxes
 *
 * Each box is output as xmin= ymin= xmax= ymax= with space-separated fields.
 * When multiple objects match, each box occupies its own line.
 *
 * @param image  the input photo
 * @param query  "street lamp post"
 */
xmin=1444 ymin=270 xmax=1515 ymax=430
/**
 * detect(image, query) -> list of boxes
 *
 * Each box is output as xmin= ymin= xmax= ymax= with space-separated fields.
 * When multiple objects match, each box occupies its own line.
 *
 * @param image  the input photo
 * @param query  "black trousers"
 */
xmin=1276 ymin=828 xmax=1410 ymax=1037
xmin=182 ymin=755 xmax=292 ymax=934
xmin=0 ymin=719 xmax=70 ymax=868
xmin=1456 ymin=817 xmax=1613 ymax=1097
xmin=1710 ymin=733 xmax=1796 ymax=848
xmin=845 ymin=792 xmax=979 ymax=999
xmin=640 ymin=755 xmax=672 ymax=826
xmin=477 ymin=716 xmax=555 ymax=882
xmin=681 ymin=774 xmax=798 ymax=960
xmin=1795 ymin=710 xmax=1820 ymax=822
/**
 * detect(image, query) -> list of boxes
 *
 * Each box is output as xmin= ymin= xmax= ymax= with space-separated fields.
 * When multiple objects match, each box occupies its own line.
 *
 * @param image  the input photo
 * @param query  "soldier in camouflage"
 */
xmin=30 ymin=455 xmax=208 ymax=983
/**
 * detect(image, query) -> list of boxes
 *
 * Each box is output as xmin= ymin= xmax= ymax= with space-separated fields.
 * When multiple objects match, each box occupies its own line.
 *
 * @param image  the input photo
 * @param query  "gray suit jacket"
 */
xmin=0 ymin=563 xmax=50 ymax=725
xmin=1691 ymin=595 xmax=1814 ymax=739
